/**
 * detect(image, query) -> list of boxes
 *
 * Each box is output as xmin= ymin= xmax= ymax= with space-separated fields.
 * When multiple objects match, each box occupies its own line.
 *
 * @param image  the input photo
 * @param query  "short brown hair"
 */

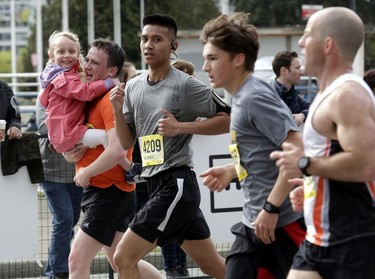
xmin=91 ymin=38 xmax=126 ymax=77
xmin=272 ymin=51 xmax=298 ymax=78
xmin=200 ymin=13 xmax=259 ymax=72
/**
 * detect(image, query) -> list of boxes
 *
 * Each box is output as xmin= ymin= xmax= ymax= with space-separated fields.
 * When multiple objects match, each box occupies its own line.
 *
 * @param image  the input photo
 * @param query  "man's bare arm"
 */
xmin=73 ymin=128 xmax=128 ymax=187
xmin=267 ymin=130 xmax=304 ymax=207
xmin=113 ymin=108 xmax=136 ymax=150
xmin=310 ymin=83 xmax=375 ymax=181
xmin=253 ymin=130 xmax=303 ymax=244
xmin=158 ymin=110 xmax=230 ymax=136
xmin=110 ymin=84 xmax=136 ymax=150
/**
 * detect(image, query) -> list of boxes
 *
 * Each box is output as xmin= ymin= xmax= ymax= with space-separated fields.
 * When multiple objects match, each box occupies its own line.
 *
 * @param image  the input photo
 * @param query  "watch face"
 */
xmin=264 ymin=202 xmax=272 ymax=212
xmin=263 ymin=201 xmax=280 ymax=213
xmin=298 ymin=157 xmax=309 ymax=169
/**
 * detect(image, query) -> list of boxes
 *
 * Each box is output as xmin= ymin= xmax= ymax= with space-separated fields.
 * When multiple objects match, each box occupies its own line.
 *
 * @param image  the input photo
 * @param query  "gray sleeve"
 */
xmin=247 ymin=91 xmax=298 ymax=146
xmin=185 ymin=77 xmax=216 ymax=118
xmin=35 ymin=94 xmax=48 ymax=136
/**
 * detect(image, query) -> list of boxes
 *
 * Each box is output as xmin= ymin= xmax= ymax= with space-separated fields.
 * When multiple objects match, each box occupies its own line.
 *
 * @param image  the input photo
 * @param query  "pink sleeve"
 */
xmin=51 ymin=73 xmax=108 ymax=101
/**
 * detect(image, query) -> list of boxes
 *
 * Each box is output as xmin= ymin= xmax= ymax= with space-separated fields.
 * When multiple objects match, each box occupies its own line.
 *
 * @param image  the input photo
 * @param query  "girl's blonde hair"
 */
xmin=47 ymin=30 xmax=85 ymax=79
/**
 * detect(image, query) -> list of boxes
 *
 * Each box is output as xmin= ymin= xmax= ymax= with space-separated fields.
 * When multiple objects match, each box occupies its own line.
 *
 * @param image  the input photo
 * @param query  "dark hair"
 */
xmin=272 ymin=51 xmax=298 ymax=77
xmin=364 ymin=69 xmax=375 ymax=92
xmin=200 ymin=13 xmax=259 ymax=72
xmin=91 ymin=37 xmax=126 ymax=77
xmin=143 ymin=14 xmax=177 ymax=39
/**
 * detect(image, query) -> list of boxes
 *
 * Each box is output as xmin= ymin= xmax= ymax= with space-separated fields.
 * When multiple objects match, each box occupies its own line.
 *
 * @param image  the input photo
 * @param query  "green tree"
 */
xmin=0 ymin=51 xmax=11 ymax=73
xmin=22 ymin=0 xmax=220 ymax=72
xmin=230 ymin=0 xmax=375 ymax=26
xmin=230 ymin=0 xmax=375 ymax=69
xmin=229 ymin=0 xmax=301 ymax=27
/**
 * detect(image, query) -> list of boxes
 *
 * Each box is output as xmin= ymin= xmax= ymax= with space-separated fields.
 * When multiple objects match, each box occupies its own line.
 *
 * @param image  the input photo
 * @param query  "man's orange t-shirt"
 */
xmin=76 ymin=92 xmax=135 ymax=192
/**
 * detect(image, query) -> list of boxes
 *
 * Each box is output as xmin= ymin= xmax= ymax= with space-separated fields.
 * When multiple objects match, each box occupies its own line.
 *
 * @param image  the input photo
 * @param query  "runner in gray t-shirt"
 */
xmin=231 ymin=75 xmax=301 ymax=229
xmin=200 ymin=13 xmax=306 ymax=279
xmin=124 ymin=67 xmax=216 ymax=177
xmin=110 ymin=14 xmax=228 ymax=279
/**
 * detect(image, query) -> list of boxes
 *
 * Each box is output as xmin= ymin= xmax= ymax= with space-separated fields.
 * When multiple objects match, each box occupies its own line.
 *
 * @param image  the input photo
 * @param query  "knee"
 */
xmin=114 ymin=248 xmax=140 ymax=272
xmin=108 ymin=261 xmax=118 ymax=273
xmin=199 ymin=262 xmax=214 ymax=276
xmin=198 ymin=255 xmax=225 ymax=278
xmin=68 ymin=250 xmax=79 ymax=272
xmin=68 ymin=249 xmax=93 ymax=278
xmin=194 ymin=257 xmax=212 ymax=275
xmin=113 ymin=249 xmax=128 ymax=270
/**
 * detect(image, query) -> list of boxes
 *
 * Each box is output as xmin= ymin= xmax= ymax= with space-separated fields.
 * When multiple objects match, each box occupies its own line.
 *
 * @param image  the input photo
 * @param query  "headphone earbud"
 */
xmin=171 ymin=41 xmax=177 ymax=50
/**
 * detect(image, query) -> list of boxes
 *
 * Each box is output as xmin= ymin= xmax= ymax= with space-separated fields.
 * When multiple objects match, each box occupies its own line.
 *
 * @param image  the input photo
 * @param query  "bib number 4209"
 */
xmin=142 ymin=138 xmax=162 ymax=153
xmin=139 ymin=134 xmax=164 ymax=166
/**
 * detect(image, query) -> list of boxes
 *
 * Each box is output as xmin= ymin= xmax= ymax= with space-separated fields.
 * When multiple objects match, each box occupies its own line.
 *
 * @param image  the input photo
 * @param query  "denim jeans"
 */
xmin=42 ymin=181 xmax=83 ymax=278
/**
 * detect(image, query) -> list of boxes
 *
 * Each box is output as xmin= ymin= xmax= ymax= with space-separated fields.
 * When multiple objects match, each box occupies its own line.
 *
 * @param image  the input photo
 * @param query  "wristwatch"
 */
xmin=263 ymin=201 xmax=280 ymax=214
xmin=298 ymin=156 xmax=311 ymax=176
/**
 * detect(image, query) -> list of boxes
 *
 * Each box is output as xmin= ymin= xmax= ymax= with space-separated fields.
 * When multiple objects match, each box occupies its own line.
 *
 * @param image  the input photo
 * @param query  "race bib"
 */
xmin=304 ymin=176 xmax=316 ymax=199
xmin=229 ymin=143 xmax=248 ymax=182
xmin=139 ymin=134 xmax=164 ymax=166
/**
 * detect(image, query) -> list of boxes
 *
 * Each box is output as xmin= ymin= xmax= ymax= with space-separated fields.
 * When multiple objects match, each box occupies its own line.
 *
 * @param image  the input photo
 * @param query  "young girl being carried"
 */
xmin=39 ymin=30 xmax=133 ymax=175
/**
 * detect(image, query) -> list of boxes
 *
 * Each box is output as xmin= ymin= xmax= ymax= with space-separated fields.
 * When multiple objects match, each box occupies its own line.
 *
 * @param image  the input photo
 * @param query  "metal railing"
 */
xmin=0 ymin=185 xmax=225 ymax=278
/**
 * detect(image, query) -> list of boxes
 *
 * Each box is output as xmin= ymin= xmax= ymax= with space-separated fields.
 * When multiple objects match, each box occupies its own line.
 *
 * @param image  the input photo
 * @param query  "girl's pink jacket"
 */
xmin=39 ymin=63 xmax=114 ymax=153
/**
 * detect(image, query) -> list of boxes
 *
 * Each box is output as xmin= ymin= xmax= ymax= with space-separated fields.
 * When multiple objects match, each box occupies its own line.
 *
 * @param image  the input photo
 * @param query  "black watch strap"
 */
xmin=263 ymin=201 xmax=280 ymax=214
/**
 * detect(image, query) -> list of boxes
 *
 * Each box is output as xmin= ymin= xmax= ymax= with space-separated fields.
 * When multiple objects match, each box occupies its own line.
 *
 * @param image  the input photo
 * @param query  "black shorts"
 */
xmin=129 ymin=166 xmax=210 ymax=246
xmin=225 ymin=219 xmax=305 ymax=279
xmin=291 ymin=237 xmax=375 ymax=279
xmin=80 ymin=185 xmax=135 ymax=246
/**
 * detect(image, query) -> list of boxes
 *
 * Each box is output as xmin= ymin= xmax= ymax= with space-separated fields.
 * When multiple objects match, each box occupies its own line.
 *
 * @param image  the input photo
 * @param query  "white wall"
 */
xmin=0 ymin=149 xmax=38 ymax=261
xmin=191 ymin=133 xmax=243 ymax=244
